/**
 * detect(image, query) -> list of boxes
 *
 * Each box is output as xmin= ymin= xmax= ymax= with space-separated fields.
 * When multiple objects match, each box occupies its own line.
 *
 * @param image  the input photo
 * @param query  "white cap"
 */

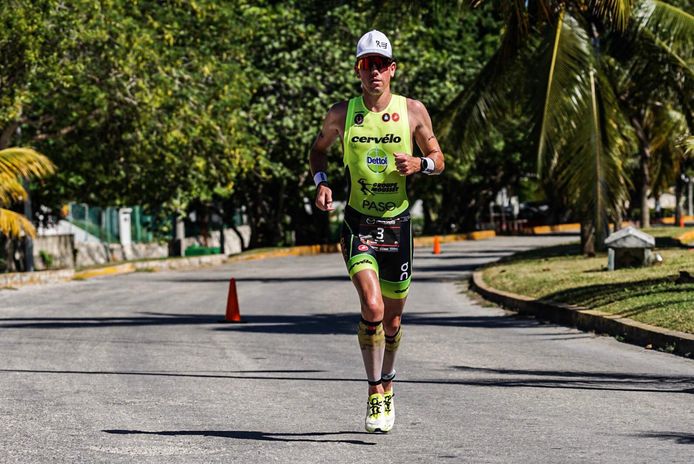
xmin=356 ymin=30 xmax=392 ymax=59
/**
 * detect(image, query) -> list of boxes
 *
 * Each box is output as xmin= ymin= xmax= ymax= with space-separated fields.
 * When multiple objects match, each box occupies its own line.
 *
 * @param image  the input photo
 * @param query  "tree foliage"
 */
xmin=1 ymin=0 xmax=687 ymax=251
xmin=440 ymin=0 xmax=692 ymax=253
xmin=3 ymin=0 xmax=255 ymax=231
xmin=0 ymin=148 xmax=54 ymax=237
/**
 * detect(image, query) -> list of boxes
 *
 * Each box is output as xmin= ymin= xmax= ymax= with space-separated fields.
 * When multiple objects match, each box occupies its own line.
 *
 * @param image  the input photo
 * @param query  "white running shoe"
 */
xmin=364 ymin=392 xmax=386 ymax=433
xmin=382 ymin=390 xmax=395 ymax=432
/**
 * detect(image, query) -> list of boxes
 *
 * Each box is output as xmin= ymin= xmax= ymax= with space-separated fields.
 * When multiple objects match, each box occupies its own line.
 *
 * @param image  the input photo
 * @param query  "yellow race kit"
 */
xmin=340 ymin=95 xmax=413 ymax=299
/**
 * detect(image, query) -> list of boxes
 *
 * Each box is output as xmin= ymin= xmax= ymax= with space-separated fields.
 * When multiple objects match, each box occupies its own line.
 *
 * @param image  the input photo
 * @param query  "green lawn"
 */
xmin=482 ymin=233 xmax=694 ymax=334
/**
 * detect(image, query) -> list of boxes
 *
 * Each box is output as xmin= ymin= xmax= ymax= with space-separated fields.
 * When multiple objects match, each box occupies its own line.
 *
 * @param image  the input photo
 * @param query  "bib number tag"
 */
xmin=359 ymin=220 xmax=400 ymax=253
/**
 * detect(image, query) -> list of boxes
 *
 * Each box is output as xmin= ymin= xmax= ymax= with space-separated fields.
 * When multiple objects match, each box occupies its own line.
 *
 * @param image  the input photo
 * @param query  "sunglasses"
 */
xmin=357 ymin=56 xmax=393 ymax=71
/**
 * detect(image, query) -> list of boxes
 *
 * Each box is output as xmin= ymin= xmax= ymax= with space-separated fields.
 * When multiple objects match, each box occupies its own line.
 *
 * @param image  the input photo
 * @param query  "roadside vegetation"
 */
xmin=482 ymin=228 xmax=694 ymax=334
xmin=1 ymin=1 xmax=690 ymax=252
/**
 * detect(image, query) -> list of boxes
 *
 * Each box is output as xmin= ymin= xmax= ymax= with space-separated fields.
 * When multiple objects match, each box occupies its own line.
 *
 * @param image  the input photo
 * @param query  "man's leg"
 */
xmin=382 ymin=296 xmax=406 ymax=392
xmin=351 ymin=269 xmax=386 ymax=396
xmin=352 ymin=268 xmax=389 ymax=432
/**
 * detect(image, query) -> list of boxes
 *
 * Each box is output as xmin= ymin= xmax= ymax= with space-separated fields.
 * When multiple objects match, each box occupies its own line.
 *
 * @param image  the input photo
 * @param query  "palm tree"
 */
xmin=439 ymin=0 xmax=692 ymax=254
xmin=0 ymin=148 xmax=55 ymax=238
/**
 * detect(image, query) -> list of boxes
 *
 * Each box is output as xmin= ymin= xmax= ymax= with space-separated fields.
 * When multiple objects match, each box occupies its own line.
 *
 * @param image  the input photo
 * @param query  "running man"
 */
xmin=309 ymin=30 xmax=444 ymax=433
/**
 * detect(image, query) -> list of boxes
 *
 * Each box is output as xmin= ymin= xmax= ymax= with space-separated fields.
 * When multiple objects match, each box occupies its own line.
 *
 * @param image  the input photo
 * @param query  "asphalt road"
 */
xmin=1 ymin=236 xmax=692 ymax=463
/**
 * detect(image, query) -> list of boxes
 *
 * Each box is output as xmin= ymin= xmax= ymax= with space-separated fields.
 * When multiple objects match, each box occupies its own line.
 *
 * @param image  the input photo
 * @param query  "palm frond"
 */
xmin=590 ymin=0 xmax=632 ymax=31
xmin=0 ymin=174 xmax=27 ymax=206
xmin=623 ymin=24 xmax=694 ymax=87
xmin=0 ymin=148 xmax=55 ymax=180
xmin=437 ymin=44 xmax=522 ymax=159
xmin=684 ymin=135 xmax=694 ymax=157
xmin=0 ymin=208 xmax=36 ymax=239
xmin=535 ymin=10 xmax=595 ymax=173
xmin=553 ymin=63 xmax=631 ymax=238
xmin=649 ymin=106 xmax=687 ymax=192
xmin=634 ymin=0 xmax=694 ymax=56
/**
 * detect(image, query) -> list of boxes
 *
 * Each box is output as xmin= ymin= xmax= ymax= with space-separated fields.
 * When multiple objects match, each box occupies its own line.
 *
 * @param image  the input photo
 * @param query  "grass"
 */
xmin=482 ymin=237 xmax=694 ymax=334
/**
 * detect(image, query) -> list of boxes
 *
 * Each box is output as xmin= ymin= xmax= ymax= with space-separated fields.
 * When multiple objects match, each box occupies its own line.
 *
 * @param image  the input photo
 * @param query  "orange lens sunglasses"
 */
xmin=357 ymin=56 xmax=393 ymax=71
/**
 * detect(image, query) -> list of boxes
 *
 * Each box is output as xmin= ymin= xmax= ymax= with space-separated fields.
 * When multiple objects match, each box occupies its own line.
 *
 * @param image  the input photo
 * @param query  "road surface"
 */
xmin=1 ymin=236 xmax=692 ymax=463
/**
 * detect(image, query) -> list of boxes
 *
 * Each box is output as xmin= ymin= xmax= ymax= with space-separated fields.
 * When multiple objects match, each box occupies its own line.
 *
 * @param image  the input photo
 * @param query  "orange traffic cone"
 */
xmin=224 ymin=278 xmax=242 ymax=323
xmin=433 ymin=236 xmax=441 ymax=255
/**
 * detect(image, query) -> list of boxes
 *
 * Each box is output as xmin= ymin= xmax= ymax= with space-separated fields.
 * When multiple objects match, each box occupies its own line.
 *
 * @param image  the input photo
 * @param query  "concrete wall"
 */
xmin=182 ymin=226 xmax=251 ymax=255
xmin=28 ymin=225 xmax=251 ymax=269
xmin=74 ymin=226 xmax=251 ymax=267
xmin=33 ymin=234 xmax=76 ymax=271
xmin=74 ymin=242 xmax=169 ymax=268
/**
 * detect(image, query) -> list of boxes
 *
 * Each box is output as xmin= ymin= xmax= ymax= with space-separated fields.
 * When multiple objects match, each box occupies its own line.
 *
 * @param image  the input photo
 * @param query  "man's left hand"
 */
xmin=394 ymin=153 xmax=419 ymax=176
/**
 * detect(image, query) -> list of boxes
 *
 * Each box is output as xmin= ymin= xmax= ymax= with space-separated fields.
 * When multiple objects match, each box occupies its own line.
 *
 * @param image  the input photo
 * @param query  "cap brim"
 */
xmin=356 ymin=50 xmax=393 ymax=59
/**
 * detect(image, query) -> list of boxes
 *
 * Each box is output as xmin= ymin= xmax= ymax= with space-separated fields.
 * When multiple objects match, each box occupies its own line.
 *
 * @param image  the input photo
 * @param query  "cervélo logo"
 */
xmin=351 ymin=133 xmax=401 ymax=144
xmin=365 ymin=147 xmax=388 ymax=173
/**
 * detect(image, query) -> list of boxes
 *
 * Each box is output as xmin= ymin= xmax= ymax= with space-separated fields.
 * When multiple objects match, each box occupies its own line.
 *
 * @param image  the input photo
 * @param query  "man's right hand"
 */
xmin=315 ymin=184 xmax=335 ymax=211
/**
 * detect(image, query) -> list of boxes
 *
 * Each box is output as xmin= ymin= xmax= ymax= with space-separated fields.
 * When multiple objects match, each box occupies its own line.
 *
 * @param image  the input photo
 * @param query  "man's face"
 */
xmin=355 ymin=54 xmax=396 ymax=96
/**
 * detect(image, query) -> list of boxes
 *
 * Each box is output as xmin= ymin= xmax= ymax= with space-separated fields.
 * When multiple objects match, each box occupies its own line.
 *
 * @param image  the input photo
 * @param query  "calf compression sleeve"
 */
xmin=381 ymin=326 xmax=402 ymax=381
xmin=357 ymin=317 xmax=385 ymax=383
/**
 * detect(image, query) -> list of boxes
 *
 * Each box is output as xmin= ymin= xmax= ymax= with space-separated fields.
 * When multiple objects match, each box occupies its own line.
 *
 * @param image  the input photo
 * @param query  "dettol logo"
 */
xmin=366 ymin=147 xmax=388 ymax=173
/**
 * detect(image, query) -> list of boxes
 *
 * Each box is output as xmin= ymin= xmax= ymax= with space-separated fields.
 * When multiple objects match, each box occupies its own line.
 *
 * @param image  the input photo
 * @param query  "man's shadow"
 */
xmin=103 ymin=429 xmax=377 ymax=445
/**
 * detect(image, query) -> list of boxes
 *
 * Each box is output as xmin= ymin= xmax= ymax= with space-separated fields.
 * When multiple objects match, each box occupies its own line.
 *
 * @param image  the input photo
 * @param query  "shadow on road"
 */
xmin=0 ymin=311 xmax=540 ymax=333
xmin=102 ymin=429 xmax=376 ymax=445
xmin=156 ymin=270 xmax=478 ymax=283
xmin=0 ymin=313 xmax=222 ymax=329
xmin=214 ymin=312 xmax=544 ymax=335
xmin=634 ymin=432 xmax=694 ymax=445
xmin=2 ymin=366 xmax=691 ymax=394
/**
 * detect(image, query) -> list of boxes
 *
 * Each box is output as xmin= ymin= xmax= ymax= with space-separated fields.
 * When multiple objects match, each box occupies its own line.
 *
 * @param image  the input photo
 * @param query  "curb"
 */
xmin=677 ymin=231 xmax=694 ymax=245
xmin=471 ymin=270 xmax=694 ymax=358
xmin=1 ymin=246 xmax=339 ymax=288
xmin=225 ymin=244 xmax=340 ymax=262
xmin=73 ymin=254 xmax=230 ymax=280
xmin=532 ymin=223 xmax=581 ymax=234
xmin=1 ymin=269 xmax=75 ymax=288
xmin=413 ymin=230 xmax=496 ymax=247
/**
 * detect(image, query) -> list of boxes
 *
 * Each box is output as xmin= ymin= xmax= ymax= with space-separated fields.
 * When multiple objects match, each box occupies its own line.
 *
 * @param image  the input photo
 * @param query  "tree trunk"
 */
xmin=595 ymin=212 xmax=609 ymax=252
xmin=580 ymin=220 xmax=596 ymax=256
xmin=228 ymin=225 xmax=247 ymax=252
xmin=0 ymin=120 xmax=21 ymax=150
xmin=273 ymin=180 xmax=287 ymax=245
xmin=422 ymin=200 xmax=433 ymax=235
xmin=613 ymin=207 xmax=623 ymax=233
xmin=639 ymin=147 xmax=651 ymax=228
xmin=632 ymin=116 xmax=651 ymax=229
xmin=675 ymin=168 xmax=684 ymax=227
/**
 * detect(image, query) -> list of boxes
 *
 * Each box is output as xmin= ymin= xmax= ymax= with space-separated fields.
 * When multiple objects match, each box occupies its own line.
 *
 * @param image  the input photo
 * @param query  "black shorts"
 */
xmin=339 ymin=205 xmax=412 ymax=299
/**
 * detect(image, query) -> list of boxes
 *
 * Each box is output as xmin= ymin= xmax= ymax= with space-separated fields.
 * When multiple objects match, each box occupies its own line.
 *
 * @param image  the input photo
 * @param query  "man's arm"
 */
xmin=309 ymin=102 xmax=346 ymax=211
xmin=394 ymin=99 xmax=445 ymax=176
